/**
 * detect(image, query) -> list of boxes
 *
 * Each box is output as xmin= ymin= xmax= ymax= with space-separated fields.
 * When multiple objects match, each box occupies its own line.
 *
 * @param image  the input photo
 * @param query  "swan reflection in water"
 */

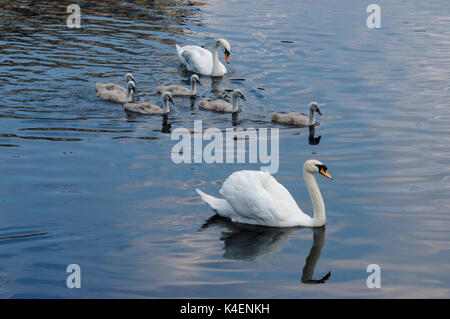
xmin=200 ymin=215 xmax=330 ymax=284
xmin=160 ymin=114 xmax=172 ymax=133
xmin=177 ymin=64 xmax=224 ymax=95
xmin=125 ymin=112 xmax=172 ymax=133
xmin=308 ymin=125 xmax=321 ymax=146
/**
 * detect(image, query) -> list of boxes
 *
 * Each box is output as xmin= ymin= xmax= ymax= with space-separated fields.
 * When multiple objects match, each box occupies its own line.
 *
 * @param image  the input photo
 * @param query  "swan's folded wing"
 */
xmin=96 ymin=83 xmax=125 ymax=94
xmin=212 ymin=100 xmax=233 ymax=112
xmin=220 ymin=171 xmax=306 ymax=227
xmin=97 ymin=89 xmax=126 ymax=103
xmin=157 ymin=85 xmax=174 ymax=94
xmin=158 ymin=85 xmax=190 ymax=95
xmin=180 ymin=46 xmax=213 ymax=75
xmin=199 ymin=100 xmax=232 ymax=112
xmin=125 ymin=103 xmax=161 ymax=114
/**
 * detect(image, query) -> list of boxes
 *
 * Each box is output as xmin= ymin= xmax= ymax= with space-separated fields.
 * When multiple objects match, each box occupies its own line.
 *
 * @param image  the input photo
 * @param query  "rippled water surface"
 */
xmin=1 ymin=0 xmax=449 ymax=298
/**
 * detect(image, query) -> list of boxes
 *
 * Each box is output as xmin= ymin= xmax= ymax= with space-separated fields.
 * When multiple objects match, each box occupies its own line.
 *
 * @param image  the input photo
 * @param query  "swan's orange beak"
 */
xmin=320 ymin=167 xmax=333 ymax=179
xmin=225 ymin=51 xmax=230 ymax=64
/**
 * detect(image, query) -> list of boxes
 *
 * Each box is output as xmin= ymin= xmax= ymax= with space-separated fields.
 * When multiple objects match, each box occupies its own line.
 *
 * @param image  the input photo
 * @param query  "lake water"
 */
xmin=0 ymin=0 xmax=449 ymax=298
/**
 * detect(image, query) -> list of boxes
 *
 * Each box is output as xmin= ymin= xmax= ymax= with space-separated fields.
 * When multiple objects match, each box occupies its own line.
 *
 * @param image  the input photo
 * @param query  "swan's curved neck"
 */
xmin=232 ymin=95 xmax=239 ymax=113
xmin=126 ymin=89 xmax=135 ymax=103
xmin=309 ymin=109 xmax=315 ymax=125
xmin=211 ymin=42 xmax=221 ymax=76
xmin=163 ymin=99 xmax=170 ymax=113
xmin=303 ymin=169 xmax=326 ymax=226
xmin=191 ymin=78 xmax=197 ymax=95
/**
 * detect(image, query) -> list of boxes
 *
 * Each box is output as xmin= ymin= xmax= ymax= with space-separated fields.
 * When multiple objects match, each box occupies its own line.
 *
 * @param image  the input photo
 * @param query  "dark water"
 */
xmin=0 ymin=0 xmax=449 ymax=298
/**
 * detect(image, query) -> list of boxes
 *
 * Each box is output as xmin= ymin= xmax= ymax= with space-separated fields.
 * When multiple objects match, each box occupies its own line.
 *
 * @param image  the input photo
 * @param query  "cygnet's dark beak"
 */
xmin=316 ymin=108 xmax=322 ymax=115
xmin=240 ymin=95 xmax=247 ymax=101
xmin=169 ymin=97 xmax=174 ymax=105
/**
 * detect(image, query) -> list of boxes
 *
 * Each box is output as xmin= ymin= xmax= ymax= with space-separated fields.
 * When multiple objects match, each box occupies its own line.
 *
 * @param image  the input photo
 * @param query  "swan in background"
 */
xmin=272 ymin=102 xmax=322 ymax=126
xmin=196 ymin=159 xmax=333 ymax=227
xmin=97 ymin=80 xmax=135 ymax=103
xmin=157 ymin=74 xmax=200 ymax=97
xmin=124 ymin=92 xmax=174 ymax=115
xmin=96 ymin=73 xmax=135 ymax=95
xmin=176 ymin=39 xmax=231 ymax=76
xmin=199 ymin=89 xmax=246 ymax=113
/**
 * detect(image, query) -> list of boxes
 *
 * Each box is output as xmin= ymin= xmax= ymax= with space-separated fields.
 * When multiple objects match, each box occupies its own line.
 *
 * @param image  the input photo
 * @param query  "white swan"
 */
xmin=96 ymin=73 xmax=135 ymax=95
xmin=157 ymin=74 xmax=200 ymax=97
xmin=176 ymin=39 xmax=231 ymax=76
xmin=272 ymin=102 xmax=322 ymax=126
xmin=199 ymin=89 xmax=246 ymax=113
xmin=124 ymin=92 xmax=174 ymax=115
xmin=97 ymin=80 xmax=135 ymax=103
xmin=196 ymin=159 xmax=333 ymax=227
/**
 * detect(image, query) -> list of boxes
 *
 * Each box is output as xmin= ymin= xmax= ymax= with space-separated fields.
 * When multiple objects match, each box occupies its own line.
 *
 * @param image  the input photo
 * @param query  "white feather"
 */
xmin=175 ymin=40 xmax=230 ymax=76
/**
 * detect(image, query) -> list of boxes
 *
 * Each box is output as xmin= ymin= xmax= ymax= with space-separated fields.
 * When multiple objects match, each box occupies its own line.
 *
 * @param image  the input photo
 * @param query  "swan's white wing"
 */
xmin=178 ymin=45 xmax=213 ymax=75
xmin=220 ymin=170 xmax=310 ymax=227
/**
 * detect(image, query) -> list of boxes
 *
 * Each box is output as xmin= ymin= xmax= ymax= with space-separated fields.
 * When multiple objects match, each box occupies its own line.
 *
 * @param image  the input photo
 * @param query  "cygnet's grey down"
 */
xmin=199 ymin=89 xmax=246 ymax=113
xmin=157 ymin=74 xmax=200 ymax=97
xmin=97 ymin=79 xmax=135 ymax=103
xmin=272 ymin=102 xmax=322 ymax=126
xmin=96 ymin=73 xmax=135 ymax=96
xmin=124 ymin=92 xmax=174 ymax=115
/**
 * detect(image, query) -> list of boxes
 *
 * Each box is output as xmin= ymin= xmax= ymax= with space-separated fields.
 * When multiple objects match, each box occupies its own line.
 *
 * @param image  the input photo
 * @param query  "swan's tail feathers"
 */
xmin=95 ymin=82 xmax=104 ymax=92
xmin=195 ymin=189 xmax=235 ymax=218
xmin=196 ymin=188 xmax=218 ymax=209
xmin=175 ymin=44 xmax=183 ymax=61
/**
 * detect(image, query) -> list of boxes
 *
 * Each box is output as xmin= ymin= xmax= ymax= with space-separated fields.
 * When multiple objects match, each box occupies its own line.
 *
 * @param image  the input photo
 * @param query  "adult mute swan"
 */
xmin=124 ymin=92 xmax=174 ymax=115
xmin=97 ymin=80 xmax=135 ymax=103
xmin=272 ymin=102 xmax=322 ymax=126
xmin=176 ymin=39 xmax=231 ymax=76
xmin=96 ymin=73 xmax=135 ymax=95
xmin=199 ymin=89 xmax=246 ymax=113
xmin=157 ymin=74 xmax=200 ymax=97
xmin=196 ymin=159 xmax=333 ymax=227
